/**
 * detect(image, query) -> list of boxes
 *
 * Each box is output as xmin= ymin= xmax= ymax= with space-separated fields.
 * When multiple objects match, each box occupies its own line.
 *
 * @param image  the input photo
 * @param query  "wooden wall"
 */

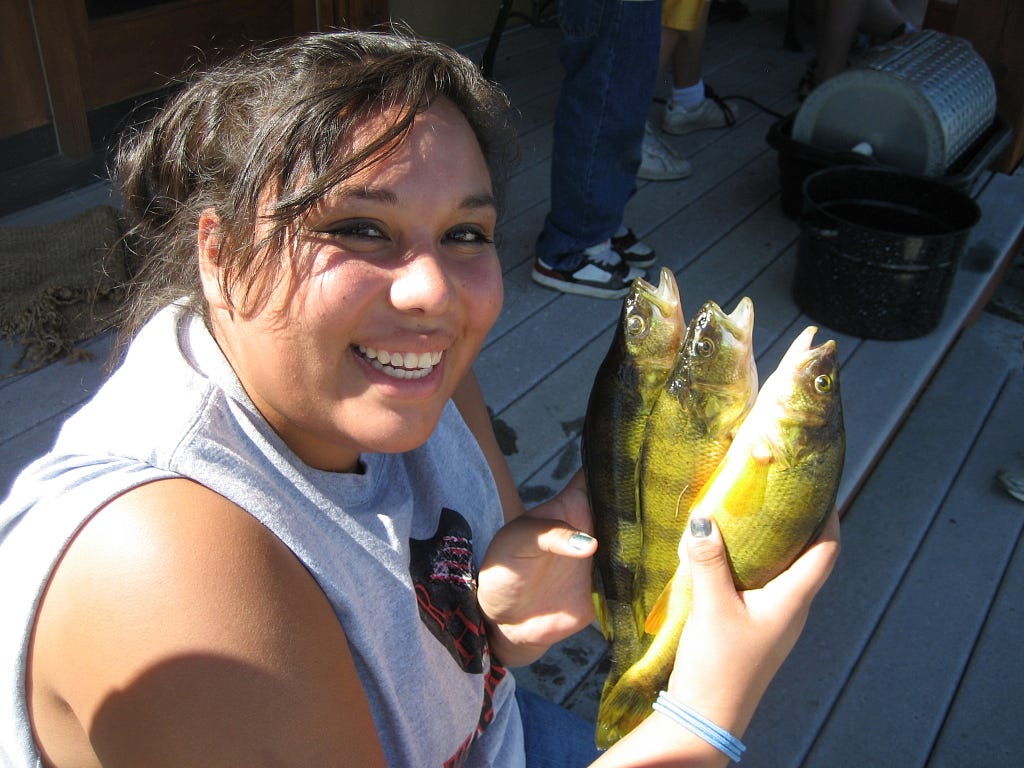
xmin=0 ymin=0 xmax=389 ymax=162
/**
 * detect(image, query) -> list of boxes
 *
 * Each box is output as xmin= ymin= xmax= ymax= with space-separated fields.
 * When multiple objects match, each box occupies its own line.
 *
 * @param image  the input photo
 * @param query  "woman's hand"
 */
xmin=477 ymin=470 xmax=598 ymax=667
xmin=667 ymin=509 xmax=841 ymax=737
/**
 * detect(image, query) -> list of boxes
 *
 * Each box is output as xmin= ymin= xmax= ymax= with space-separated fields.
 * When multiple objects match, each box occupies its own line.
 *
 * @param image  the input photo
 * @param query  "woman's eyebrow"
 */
xmin=333 ymin=186 xmax=496 ymax=212
xmin=336 ymin=185 xmax=398 ymax=205
xmin=460 ymin=193 xmax=498 ymax=211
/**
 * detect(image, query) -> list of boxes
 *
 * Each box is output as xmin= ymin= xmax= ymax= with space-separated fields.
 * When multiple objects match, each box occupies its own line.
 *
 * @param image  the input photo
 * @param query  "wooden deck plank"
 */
xmin=799 ymin=353 xmax=1024 ymax=768
xmin=0 ymin=418 xmax=71 ymax=499
xmin=710 ymin=310 xmax=1024 ymax=768
xmin=0 ymin=333 xmax=115 ymax=496
xmin=927 ymin=418 xmax=1024 ymax=766
xmin=0 ymin=333 xmax=113 ymax=441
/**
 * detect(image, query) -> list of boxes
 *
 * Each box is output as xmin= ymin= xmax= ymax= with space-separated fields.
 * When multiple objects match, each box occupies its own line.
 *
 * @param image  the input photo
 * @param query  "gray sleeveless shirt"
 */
xmin=0 ymin=304 xmax=524 ymax=767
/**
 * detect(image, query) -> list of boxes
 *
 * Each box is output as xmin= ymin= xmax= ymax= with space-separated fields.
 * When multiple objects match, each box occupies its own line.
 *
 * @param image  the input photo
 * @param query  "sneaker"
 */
xmin=532 ymin=241 xmax=645 ymax=299
xmin=638 ymin=123 xmax=692 ymax=181
xmin=611 ymin=226 xmax=656 ymax=268
xmin=661 ymin=88 xmax=738 ymax=135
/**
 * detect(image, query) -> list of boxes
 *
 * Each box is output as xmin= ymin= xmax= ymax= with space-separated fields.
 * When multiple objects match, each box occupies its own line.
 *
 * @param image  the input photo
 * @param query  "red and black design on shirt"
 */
xmin=409 ymin=506 xmax=487 ymax=672
xmin=443 ymin=663 xmax=508 ymax=768
xmin=410 ymin=508 xmax=508 ymax=766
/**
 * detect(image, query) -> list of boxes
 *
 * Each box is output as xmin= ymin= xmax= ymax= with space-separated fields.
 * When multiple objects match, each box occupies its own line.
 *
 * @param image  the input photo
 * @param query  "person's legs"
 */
xmin=812 ymin=0 xmax=869 ymax=84
xmin=516 ymin=687 xmax=603 ymax=767
xmin=658 ymin=26 xmax=681 ymax=84
xmin=660 ymin=1 xmax=736 ymax=135
xmin=537 ymin=0 xmax=661 ymax=268
xmin=811 ymin=0 xmax=925 ymax=87
xmin=670 ymin=17 xmax=707 ymax=89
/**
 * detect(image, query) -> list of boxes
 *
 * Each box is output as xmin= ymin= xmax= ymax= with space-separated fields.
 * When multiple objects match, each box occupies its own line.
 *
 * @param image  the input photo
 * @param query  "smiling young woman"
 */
xmin=0 ymin=28 xmax=839 ymax=768
xmin=197 ymin=97 xmax=505 ymax=473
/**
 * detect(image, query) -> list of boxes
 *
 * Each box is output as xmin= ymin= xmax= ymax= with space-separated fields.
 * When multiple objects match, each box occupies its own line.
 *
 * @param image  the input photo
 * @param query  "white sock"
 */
xmin=671 ymin=80 xmax=705 ymax=111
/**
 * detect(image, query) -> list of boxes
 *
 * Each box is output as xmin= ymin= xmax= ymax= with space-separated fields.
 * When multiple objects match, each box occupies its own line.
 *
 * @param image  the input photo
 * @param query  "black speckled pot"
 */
xmin=794 ymin=166 xmax=980 ymax=340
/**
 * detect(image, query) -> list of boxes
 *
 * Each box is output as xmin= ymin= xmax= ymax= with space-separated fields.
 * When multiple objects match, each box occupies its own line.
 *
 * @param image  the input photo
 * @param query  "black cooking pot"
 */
xmin=793 ymin=166 xmax=981 ymax=340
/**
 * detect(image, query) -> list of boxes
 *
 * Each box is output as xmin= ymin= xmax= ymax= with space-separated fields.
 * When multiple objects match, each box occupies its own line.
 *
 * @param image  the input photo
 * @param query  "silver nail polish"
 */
xmin=569 ymin=532 xmax=595 ymax=551
xmin=690 ymin=517 xmax=711 ymax=538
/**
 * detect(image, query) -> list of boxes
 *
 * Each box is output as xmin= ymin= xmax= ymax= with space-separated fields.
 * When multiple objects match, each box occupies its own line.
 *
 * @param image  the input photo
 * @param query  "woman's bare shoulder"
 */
xmin=29 ymin=478 xmax=387 ymax=767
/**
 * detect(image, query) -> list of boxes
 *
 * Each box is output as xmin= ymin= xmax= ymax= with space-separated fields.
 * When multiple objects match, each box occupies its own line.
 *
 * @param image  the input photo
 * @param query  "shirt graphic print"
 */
xmin=409 ymin=507 xmax=508 ymax=767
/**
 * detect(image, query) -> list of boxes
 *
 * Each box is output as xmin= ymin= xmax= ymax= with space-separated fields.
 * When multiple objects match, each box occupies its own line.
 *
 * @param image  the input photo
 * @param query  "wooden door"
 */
xmin=1 ymin=0 xmax=388 ymax=163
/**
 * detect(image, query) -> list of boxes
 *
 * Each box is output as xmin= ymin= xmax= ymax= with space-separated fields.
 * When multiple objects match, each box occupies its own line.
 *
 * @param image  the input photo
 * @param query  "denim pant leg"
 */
xmin=515 ymin=687 xmax=604 ymax=767
xmin=536 ymin=0 xmax=662 ymax=270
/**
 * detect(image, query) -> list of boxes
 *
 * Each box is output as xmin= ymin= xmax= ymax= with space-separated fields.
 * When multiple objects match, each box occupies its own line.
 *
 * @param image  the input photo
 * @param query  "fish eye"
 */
xmin=627 ymin=314 xmax=646 ymax=336
xmin=815 ymin=374 xmax=833 ymax=393
xmin=694 ymin=337 xmax=715 ymax=358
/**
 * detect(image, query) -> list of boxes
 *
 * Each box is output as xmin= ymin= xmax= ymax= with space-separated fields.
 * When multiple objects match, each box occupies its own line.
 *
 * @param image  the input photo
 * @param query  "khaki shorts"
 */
xmin=662 ymin=0 xmax=710 ymax=31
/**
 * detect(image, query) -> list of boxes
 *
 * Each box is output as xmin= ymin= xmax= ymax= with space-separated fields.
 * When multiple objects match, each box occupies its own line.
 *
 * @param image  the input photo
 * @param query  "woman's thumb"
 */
xmin=682 ymin=516 xmax=736 ymax=597
xmin=534 ymin=521 xmax=597 ymax=558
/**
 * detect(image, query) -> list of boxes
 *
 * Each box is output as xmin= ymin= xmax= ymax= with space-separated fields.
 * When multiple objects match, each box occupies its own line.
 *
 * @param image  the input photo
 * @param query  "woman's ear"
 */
xmin=197 ymin=208 xmax=230 ymax=310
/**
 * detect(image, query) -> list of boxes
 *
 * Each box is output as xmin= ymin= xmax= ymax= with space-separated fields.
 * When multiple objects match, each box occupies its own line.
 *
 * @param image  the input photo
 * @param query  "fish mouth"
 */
xmin=786 ymin=325 xmax=819 ymax=358
xmin=634 ymin=267 xmax=681 ymax=319
xmin=696 ymin=296 xmax=754 ymax=339
xmin=783 ymin=326 xmax=838 ymax=369
xmin=722 ymin=296 xmax=754 ymax=336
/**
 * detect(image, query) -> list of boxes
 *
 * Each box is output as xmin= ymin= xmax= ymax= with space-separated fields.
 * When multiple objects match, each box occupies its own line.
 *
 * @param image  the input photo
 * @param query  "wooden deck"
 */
xmin=3 ymin=3 xmax=1024 ymax=765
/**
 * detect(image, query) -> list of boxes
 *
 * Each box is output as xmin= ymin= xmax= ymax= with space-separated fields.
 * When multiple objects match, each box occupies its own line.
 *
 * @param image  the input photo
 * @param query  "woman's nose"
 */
xmin=389 ymin=247 xmax=456 ymax=315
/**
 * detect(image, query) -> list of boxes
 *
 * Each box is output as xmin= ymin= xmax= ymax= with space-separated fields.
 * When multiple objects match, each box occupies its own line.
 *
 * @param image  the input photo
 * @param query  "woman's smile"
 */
xmin=355 ymin=345 xmax=445 ymax=380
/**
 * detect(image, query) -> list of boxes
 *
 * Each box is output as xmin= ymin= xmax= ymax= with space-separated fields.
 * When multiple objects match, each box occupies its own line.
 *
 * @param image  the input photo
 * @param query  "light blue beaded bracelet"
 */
xmin=652 ymin=690 xmax=747 ymax=763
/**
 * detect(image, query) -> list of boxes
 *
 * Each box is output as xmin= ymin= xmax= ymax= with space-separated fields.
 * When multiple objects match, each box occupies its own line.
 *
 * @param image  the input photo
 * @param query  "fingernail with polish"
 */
xmin=690 ymin=517 xmax=712 ymax=538
xmin=569 ymin=532 xmax=595 ymax=552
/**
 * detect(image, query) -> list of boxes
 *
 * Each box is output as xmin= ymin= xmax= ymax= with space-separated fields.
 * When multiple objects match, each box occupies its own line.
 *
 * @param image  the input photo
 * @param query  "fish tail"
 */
xmin=598 ymin=600 xmax=644 ymax=695
xmin=595 ymin=626 xmax=679 ymax=747
xmin=595 ymin=664 xmax=663 ymax=748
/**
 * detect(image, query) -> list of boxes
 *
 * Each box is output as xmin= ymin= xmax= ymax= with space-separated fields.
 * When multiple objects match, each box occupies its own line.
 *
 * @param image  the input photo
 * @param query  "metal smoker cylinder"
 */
xmin=792 ymin=29 xmax=997 ymax=176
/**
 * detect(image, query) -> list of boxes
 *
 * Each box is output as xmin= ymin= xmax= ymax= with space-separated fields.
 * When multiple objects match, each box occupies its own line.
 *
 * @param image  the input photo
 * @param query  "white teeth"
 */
xmin=357 ymin=345 xmax=444 ymax=380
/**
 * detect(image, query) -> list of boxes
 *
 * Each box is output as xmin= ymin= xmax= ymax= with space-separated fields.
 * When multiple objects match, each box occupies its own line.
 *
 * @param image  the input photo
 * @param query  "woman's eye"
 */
xmin=445 ymin=226 xmax=495 ymax=246
xmin=320 ymin=221 xmax=386 ymax=240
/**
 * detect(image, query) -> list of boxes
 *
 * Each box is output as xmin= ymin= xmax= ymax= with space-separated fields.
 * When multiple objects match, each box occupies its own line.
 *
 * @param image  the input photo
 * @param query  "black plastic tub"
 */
xmin=794 ymin=166 xmax=981 ymax=340
xmin=767 ymin=113 xmax=1010 ymax=219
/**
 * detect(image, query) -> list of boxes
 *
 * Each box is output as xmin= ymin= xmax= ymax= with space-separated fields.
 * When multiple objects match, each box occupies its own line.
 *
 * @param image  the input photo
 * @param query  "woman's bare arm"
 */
xmin=29 ymin=478 xmax=386 ymax=768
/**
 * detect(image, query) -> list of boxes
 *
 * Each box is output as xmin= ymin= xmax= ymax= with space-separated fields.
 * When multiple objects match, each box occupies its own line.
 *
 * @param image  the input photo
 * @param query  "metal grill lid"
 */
xmin=792 ymin=30 xmax=996 ymax=175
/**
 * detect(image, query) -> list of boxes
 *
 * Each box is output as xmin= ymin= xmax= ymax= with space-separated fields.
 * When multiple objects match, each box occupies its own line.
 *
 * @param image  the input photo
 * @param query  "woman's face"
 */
xmin=207 ymin=97 xmax=504 ymax=472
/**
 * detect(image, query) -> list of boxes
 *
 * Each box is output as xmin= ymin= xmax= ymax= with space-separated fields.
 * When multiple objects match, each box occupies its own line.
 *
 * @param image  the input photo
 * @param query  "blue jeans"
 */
xmin=516 ymin=687 xmax=603 ymax=766
xmin=536 ymin=0 xmax=662 ymax=271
